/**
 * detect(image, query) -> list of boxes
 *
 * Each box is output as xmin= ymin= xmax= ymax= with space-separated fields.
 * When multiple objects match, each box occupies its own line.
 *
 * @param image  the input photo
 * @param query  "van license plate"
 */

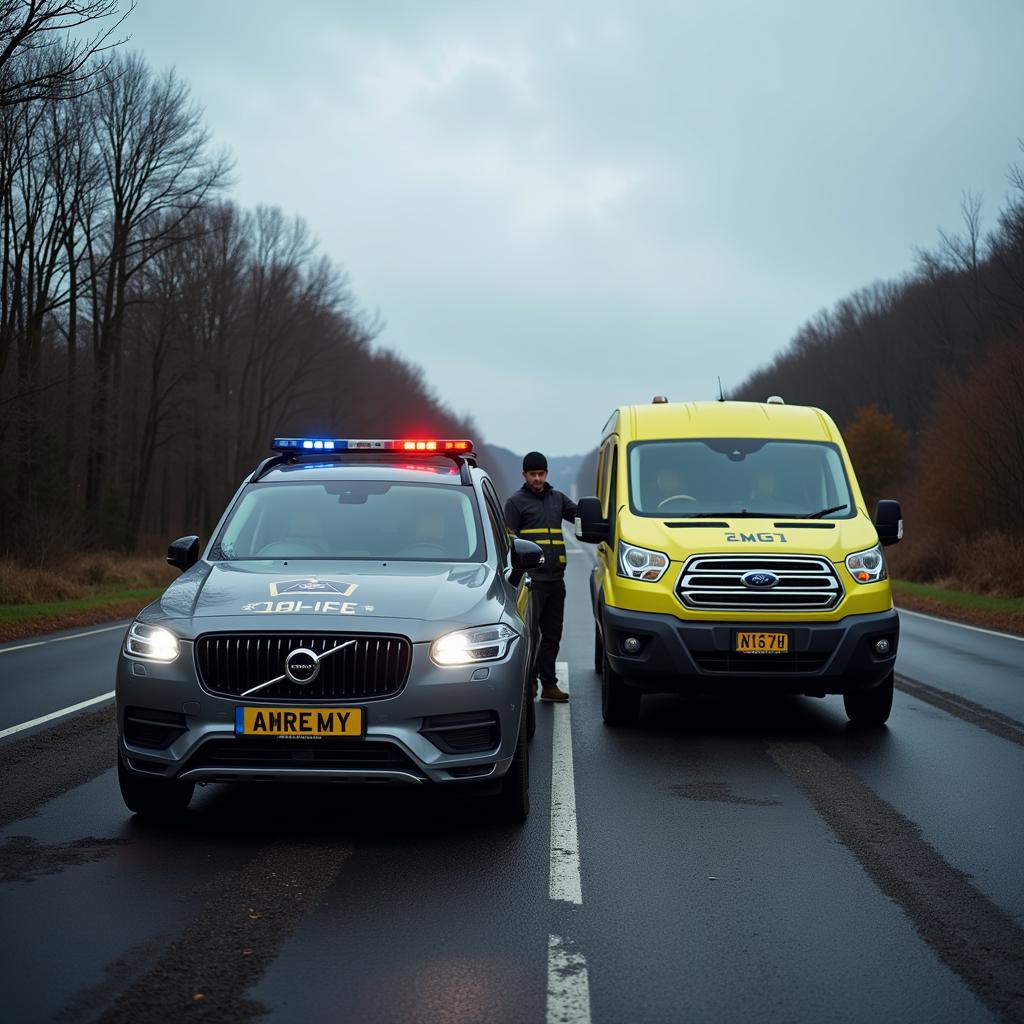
xmin=235 ymin=707 xmax=364 ymax=737
xmin=735 ymin=631 xmax=789 ymax=654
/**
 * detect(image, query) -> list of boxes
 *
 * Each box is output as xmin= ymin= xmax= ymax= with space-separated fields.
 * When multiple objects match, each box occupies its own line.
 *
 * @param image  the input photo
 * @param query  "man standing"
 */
xmin=505 ymin=451 xmax=577 ymax=702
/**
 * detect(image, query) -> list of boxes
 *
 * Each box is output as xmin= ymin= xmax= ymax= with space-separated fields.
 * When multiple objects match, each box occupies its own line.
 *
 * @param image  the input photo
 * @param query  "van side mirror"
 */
xmin=510 ymin=537 xmax=545 ymax=572
xmin=167 ymin=535 xmax=200 ymax=572
xmin=575 ymin=497 xmax=609 ymax=543
xmin=874 ymin=501 xmax=903 ymax=547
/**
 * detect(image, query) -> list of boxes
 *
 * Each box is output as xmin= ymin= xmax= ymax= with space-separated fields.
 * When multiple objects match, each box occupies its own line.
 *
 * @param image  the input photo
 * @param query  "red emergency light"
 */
xmin=400 ymin=439 xmax=472 ymax=452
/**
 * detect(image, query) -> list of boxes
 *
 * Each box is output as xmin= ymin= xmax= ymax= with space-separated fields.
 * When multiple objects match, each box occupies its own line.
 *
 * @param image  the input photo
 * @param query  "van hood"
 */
xmin=620 ymin=511 xmax=881 ymax=563
xmin=141 ymin=559 xmax=506 ymax=643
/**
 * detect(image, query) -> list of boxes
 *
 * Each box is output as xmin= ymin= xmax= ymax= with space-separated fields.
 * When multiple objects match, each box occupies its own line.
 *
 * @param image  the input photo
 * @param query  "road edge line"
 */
xmin=0 ymin=691 xmax=115 ymax=740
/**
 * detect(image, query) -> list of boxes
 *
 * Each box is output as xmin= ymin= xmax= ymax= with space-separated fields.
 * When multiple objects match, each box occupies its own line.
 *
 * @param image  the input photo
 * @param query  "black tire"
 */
xmin=601 ymin=652 xmax=641 ymax=726
xmin=526 ymin=685 xmax=536 ymax=741
xmin=843 ymin=671 xmax=894 ymax=726
xmin=118 ymin=754 xmax=194 ymax=816
xmin=594 ymin=622 xmax=604 ymax=676
xmin=496 ymin=704 xmax=530 ymax=822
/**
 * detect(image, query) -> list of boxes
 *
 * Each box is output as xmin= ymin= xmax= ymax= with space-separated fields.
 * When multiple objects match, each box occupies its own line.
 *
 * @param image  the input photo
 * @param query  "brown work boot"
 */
xmin=540 ymin=684 xmax=569 ymax=702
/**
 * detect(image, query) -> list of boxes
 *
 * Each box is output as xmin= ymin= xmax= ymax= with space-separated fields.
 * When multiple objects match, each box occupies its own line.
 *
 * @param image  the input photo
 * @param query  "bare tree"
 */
xmin=82 ymin=52 xmax=231 ymax=531
xmin=0 ymin=0 xmax=134 ymax=107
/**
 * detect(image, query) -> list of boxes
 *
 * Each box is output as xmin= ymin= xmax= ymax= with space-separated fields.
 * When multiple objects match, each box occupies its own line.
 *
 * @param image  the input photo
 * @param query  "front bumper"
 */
xmin=116 ymin=640 xmax=527 ymax=786
xmin=600 ymin=605 xmax=898 ymax=695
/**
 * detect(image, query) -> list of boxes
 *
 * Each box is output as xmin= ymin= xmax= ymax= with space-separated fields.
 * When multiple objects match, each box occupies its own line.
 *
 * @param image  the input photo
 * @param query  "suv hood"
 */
xmin=143 ymin=560 xmax=507 ymax=643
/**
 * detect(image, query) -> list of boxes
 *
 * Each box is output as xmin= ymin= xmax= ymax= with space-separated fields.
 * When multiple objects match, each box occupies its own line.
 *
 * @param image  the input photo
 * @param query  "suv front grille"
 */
xmin=677 ymin=555 xmax=843 ymax=612
xmin=194 ymin=633 xmax=411 ymax=701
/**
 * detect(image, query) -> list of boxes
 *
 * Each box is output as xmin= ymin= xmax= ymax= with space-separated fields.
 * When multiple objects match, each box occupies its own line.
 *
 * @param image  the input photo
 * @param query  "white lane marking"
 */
xmin=0 ymin=622 xmax=129 ymax=655
xmin=899 ymin=607 xmax=1024 ymax=644
xmin=547 ymin=933 xmax=592 ymax=1024
xmin=0 ymin=691 xmax=114 ymax=740
xmin=550 ymin=660 xmax=582 ymax=905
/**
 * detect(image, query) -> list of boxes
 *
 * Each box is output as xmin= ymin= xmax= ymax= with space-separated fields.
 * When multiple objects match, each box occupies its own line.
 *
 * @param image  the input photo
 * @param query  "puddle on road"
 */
xmin=0 ymin=835 xmax=128 ymax=884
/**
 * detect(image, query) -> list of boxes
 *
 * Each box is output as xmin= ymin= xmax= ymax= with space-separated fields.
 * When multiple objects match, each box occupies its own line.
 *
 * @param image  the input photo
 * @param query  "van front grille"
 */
xmin=676 ymin=555 xmax=843 ymax=612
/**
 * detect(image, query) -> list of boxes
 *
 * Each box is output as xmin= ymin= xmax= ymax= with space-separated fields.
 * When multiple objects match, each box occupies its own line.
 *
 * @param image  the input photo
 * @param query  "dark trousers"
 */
xmin=531 ymin=578 xmax=566 ymax=686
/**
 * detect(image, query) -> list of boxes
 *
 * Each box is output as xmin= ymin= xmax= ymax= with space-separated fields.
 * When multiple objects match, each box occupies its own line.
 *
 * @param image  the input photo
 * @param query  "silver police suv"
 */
xmin=116 ymin=438 xmax=544 ymax=822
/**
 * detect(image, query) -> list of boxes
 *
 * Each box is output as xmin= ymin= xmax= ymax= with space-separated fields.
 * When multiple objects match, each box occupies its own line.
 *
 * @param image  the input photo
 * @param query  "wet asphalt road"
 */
xmin=1 ymin=543 xmax=1023 ymax=1024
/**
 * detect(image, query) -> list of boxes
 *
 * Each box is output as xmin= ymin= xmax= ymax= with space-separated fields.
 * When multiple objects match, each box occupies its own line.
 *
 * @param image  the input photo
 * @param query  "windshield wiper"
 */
xmin=802 ymin=503 xmax=849 ymax=519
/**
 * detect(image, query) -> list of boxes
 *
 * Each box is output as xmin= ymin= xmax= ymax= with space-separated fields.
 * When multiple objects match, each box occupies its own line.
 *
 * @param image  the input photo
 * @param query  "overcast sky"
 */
xmin=127 ymin=1 xmax=1023 ymax=456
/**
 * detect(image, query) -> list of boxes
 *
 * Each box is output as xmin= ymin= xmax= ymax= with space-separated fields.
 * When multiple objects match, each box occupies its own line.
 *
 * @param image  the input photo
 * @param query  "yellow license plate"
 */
xmin=735 ymin=631 xmax=789 ymax=654
xmin=235 ymin=707 xmax=364 ymax=737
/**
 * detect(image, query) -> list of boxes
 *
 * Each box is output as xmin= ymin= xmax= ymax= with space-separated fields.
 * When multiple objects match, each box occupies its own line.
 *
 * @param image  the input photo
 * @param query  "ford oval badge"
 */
xmin=741 ymin=570 xmax=779 ymax=589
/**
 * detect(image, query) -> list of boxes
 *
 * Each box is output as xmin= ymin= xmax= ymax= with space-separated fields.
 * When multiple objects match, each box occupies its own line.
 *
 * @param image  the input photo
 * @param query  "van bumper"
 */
xmin=600 ymin=605 xmax=899 ymax=695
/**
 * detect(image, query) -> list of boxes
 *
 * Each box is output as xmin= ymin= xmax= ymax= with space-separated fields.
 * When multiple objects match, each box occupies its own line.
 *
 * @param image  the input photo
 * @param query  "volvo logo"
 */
xmin=284 ymin=647 xmax=320 ymax=684
xmin=741 ymin=570 xmax=779 ymax=589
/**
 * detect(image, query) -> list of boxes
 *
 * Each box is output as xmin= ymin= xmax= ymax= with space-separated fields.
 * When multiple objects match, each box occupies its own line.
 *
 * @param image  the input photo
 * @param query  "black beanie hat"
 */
xmin=523 ymin=451 xmax=548 ymax=472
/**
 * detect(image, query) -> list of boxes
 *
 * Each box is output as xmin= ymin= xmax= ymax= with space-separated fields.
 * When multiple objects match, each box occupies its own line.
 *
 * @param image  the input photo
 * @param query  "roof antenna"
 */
xmin=717 ymin=376 xmax=725 ymax=402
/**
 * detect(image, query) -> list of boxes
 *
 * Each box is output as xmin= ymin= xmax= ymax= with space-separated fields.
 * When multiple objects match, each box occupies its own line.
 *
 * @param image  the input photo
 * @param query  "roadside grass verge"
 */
xmin=892 ymin=579 xmax=1024 ymax=638
xmin=0 ymin=587 xmax=165 ymax=644
xmin=0 ymin=552 xmax=173 ymax=643
xmin=892 ymin=579 xmax=1024 ymax=614
xmin=0 ymin=588 xmax=165 ymax=625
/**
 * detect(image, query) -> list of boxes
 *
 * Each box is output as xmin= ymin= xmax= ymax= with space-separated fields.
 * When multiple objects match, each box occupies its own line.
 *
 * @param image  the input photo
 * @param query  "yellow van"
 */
xmin=575 ymin=398 xmax=902 ymax=726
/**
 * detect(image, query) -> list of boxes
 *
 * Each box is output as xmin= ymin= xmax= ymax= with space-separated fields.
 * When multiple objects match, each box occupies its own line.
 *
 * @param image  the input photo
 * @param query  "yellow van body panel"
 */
xmin=596 ymin=400 xmax=892 ymax=622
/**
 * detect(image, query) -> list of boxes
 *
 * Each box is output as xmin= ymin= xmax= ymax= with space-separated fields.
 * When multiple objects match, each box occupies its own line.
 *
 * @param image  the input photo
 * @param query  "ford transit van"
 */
xmin=575 ymin=399 xmax=902 ymax=726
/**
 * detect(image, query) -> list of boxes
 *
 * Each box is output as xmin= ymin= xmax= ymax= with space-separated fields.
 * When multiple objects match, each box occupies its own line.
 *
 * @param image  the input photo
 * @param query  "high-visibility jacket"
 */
xmin=504 ymin=483 xmax=578 ymax=580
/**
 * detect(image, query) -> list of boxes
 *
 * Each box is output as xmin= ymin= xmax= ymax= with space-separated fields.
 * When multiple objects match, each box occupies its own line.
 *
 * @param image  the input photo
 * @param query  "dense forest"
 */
xmin=0 ymin=1 xmax=509 ymax=564
xmin=576 ymin=150 xmax=1024 ymax=593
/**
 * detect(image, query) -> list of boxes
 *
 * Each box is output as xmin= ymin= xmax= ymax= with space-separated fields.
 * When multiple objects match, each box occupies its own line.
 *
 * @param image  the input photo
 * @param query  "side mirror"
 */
xmin=510 ymin=537 xmax=545 ymax=572
xmin=874 ymin=500 xmax=903 ymax=547
xmin=167 ymin=535 xmax=201 ymax=572
xmin=574 ymin=496 xmax=609 ymax=543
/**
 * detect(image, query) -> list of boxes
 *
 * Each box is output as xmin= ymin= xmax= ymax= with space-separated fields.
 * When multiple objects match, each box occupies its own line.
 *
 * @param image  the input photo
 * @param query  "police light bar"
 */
xmin=272 ymin=438 xmax=473 ymax=453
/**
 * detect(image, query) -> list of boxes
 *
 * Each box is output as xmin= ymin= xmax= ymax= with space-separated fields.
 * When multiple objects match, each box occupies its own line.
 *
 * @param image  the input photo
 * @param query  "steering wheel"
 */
xmin=657 ymin=494 xmax=696 ymax=509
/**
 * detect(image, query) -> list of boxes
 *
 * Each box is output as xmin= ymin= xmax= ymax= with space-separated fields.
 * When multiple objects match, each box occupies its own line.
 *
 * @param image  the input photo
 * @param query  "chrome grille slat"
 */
xmin=194 ymin=633 xmax=411 ymax=701
xmin=676 ymin=554 xmax=843 ymax=611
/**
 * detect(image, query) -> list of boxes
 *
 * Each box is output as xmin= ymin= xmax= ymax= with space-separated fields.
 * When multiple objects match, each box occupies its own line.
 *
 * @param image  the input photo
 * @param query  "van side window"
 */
xmin=607 ymin=445 xmax=618 ymax=537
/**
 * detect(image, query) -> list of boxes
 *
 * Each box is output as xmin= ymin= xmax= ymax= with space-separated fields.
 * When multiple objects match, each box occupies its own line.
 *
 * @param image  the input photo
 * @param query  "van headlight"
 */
xmin=617 ymin=541 xmax=670 ymax=582
xmin=431 ymin=624 xmax=518 ymax=666
xmin=124 ymin=621 xmax=180 ymax=662
xmin=845 ymin=544 xmax=888 ymax=584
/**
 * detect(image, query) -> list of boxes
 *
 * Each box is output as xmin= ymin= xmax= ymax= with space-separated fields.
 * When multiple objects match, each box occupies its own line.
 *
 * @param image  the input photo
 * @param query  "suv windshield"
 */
xmin=212 ymin=481 xmax=484 ymax=561
xmin=628 ymin=438 xmax=854 ymax=518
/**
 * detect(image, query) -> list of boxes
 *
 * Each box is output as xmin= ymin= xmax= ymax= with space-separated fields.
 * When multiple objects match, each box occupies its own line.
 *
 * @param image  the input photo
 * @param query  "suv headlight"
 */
xmin=124 ymin=621 xmax=180 ymax=662
xmin=431 ymin=624 xmax=518 ymax=666
xmin=845 ymin=544 xmax=888 ymax=584
xmin=617 ymin=541 xmax=670 ymax=582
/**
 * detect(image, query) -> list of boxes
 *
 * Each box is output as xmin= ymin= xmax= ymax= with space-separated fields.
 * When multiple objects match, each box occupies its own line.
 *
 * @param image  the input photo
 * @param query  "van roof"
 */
xmin=611 ymin=400 xmax=839 ymax=443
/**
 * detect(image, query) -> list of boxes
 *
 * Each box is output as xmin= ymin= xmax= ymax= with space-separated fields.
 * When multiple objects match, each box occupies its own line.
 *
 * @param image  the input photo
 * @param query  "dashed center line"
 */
xmin=547 ymin=933 xmax=592 ymax=1024
xmin=546 ymin=660 xmax=591 ymax=1023
xmin=550 ymin=660 xmax=582 ymax=904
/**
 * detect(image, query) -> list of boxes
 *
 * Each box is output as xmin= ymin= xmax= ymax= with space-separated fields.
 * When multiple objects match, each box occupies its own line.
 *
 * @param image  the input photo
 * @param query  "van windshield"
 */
xmin=210 ymin=481 xmax=484 ymax=561
xmin=627 ymin=439 xmax=855 ymax=518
